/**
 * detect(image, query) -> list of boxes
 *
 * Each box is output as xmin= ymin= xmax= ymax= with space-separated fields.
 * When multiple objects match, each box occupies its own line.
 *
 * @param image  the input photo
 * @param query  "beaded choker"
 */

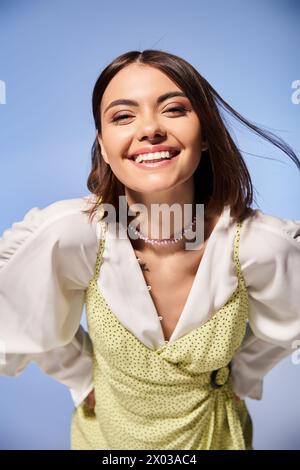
xmin=127 ymin=215 xmax=197 ymax=245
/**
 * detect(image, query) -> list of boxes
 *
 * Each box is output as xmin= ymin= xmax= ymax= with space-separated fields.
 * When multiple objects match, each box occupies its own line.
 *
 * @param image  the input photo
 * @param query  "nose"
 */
xmin=136 ymin=113 xmax=166 ymax=142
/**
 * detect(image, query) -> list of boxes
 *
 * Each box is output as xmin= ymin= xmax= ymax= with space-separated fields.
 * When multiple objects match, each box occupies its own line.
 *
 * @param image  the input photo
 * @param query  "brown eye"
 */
xmin=166 ymin=106 xmax=187 ymax=113
xmin=111 ymin=106 xmax=187 ymax=124
xmin=112 ymin=113 xmax=132 ymax=123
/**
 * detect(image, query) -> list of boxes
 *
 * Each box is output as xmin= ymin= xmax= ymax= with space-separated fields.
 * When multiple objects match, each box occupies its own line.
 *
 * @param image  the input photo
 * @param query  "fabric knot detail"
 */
xmin=210 ymin=363 xmax=231 ymax=388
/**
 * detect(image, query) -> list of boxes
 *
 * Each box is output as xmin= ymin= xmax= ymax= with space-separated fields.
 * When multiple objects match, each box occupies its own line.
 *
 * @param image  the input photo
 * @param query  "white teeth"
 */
xmin=134 ymin=151 xmax=175 ymax=163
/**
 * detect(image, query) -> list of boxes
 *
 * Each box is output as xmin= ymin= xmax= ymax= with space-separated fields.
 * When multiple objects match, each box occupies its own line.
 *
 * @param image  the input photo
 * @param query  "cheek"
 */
xmin=183 ymin=120 xmax=202 ymax=146
xmin=172 ymin=119 xmax=202 ymax=154
xmin=104 ymin=120 xmax=132 ymax=137
xmin=101 ymin=128 xmax=131 ymax=161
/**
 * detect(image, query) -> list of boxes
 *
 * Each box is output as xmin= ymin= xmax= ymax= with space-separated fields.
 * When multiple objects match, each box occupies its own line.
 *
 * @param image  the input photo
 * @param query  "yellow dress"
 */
xmin=71 ymin=216 xmax=253 ymax=450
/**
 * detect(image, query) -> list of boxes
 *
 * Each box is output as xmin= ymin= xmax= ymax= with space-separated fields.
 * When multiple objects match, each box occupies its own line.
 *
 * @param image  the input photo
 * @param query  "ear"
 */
xmin=96 ymin=132 xmax=110 ymax=165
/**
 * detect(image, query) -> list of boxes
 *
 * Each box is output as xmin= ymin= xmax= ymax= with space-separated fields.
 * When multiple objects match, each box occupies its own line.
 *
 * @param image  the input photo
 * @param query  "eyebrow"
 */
xmin=103 ymin=91 xmax=188 ymax=115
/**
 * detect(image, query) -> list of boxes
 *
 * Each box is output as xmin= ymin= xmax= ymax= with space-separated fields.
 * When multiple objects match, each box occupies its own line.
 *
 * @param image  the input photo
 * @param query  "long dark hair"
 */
xmin=82 ymin=49 xmax=300 ymax=224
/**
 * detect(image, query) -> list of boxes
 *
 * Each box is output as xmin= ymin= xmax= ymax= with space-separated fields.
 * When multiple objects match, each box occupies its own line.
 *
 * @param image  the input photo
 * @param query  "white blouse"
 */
xmin=0 ymin=195 xmax=299 ymax=408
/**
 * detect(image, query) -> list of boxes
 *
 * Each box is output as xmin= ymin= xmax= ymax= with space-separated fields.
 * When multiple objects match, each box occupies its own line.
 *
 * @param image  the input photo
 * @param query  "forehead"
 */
xmin=101 ymin=64 xmax=183 ymax=109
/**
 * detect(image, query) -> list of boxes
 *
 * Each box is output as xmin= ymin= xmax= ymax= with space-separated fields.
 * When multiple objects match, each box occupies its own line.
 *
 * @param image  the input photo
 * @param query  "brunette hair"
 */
xmin=82 ymin=49 xmax=300 ymax=224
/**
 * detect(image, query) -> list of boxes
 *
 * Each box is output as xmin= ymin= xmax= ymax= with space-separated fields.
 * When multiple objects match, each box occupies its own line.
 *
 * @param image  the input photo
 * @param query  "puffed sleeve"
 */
xmin=0 ymin=196 xmax=100 ymax=407
xmin=231 ymin=210 xmax=300 ymax=400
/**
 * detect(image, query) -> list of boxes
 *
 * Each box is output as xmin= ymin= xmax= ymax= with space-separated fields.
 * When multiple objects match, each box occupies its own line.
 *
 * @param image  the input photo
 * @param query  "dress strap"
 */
xmin=93 ymin=206 xmax=107 ymax=280
xmin=232 ymin=221 xmax=245 ymax=288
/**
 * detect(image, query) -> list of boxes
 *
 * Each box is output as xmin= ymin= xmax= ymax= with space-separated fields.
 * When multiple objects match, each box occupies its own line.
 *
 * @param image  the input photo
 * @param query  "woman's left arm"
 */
xmin=230 ymin=211 xmax=300 ymax=400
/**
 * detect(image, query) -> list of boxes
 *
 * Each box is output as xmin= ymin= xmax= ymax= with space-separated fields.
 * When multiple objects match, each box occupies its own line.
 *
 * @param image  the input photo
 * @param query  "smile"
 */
xmin=127 ymin=150 xmax=181 ymax=169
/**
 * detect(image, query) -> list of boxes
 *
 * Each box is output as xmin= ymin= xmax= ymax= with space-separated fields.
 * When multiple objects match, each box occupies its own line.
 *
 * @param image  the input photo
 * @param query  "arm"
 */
xmin=0 ymin=197 xmax=98 ymax=407
xmin=231 ymin=210 xmax=300 ymax=400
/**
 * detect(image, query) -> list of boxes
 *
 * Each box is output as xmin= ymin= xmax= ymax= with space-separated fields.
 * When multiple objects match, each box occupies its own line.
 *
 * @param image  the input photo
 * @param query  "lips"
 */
xmin=127 ymin=146 xmax=181 ymax=161
xmin=128 ymin=151 xmax=181 ymax=170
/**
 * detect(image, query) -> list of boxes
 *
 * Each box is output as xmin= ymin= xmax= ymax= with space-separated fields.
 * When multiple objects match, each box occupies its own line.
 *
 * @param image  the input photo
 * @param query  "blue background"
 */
xmin=0 ymin=0 xmax=299 ymax=450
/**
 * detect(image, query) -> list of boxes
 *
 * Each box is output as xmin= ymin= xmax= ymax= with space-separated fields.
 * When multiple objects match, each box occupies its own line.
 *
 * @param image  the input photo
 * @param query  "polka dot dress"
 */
xmin=71 ymin=212 xmax=253 ymax=450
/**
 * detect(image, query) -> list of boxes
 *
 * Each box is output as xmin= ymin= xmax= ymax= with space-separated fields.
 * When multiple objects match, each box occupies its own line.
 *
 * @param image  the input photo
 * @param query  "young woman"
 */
xmin=0 ymin=49 xmax=299 ymax=450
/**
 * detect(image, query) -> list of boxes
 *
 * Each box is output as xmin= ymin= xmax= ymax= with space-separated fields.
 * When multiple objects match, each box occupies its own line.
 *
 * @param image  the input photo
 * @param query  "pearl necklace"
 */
xmin=128 ymin=215 xmax=197 ymax=245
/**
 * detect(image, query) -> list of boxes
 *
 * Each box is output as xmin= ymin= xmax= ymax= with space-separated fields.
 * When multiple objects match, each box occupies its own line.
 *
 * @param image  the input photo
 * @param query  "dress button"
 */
xmin=147 ymin=285 xmax=152 ymax=291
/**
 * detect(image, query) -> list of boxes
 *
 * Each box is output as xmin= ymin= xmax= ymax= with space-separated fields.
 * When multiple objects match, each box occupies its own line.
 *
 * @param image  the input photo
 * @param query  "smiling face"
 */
xmin=97 ymin=64 xmax=207 ymax=196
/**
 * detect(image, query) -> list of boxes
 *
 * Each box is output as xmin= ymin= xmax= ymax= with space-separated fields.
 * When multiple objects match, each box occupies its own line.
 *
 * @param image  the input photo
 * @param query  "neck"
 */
xmin=125 ymin=180 xmax=203 ymax=254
